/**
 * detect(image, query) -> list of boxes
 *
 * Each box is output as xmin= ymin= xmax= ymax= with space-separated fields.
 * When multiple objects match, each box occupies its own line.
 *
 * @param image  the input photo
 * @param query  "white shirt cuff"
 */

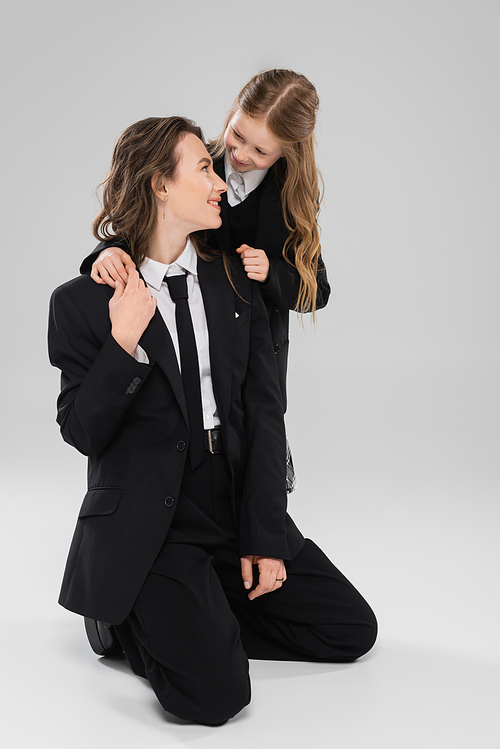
xmin=134 ymin=344 xmax=149 ymax=364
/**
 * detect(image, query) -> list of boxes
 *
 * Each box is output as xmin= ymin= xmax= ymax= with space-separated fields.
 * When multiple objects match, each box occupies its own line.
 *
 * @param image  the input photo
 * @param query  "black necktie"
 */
xmin=165 ymin=273 xmax=205 ymax=470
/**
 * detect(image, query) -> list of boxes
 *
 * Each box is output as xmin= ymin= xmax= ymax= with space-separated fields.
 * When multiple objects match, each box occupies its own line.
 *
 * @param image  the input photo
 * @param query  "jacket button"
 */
xmin=274 ymin=344 xmax=280 ymax=354
xmin=125 ymin=376 xmax=142 ymax=396
xmin=176 ymin=440 xmax=186 ymax=451
xmin=164 ymin=496 xmax=175 ymax=508
xmin=274 ymin=305 xmax=280 ymax=312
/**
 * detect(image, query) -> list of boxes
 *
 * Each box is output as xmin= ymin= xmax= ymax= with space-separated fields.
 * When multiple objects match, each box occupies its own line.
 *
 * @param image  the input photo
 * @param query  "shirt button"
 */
xmin=176 ymin=440 xmax=186 ymax=451
xmin=274 ymin=344 xmax=280 ymax=354
xmin=164 ymin=496 xmax=175 ymax=508
xmin=204 ymin=414 xmax=209 ymax=420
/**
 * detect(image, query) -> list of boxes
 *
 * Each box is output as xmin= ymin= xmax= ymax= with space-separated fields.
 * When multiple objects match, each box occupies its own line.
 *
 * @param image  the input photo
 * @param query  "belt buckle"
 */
xmin=207 ymin=428 xmax=222 ymax=454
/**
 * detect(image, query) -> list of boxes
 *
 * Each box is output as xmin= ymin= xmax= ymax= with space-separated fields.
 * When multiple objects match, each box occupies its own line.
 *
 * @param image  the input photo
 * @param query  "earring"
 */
xmin=163 ymin=197 xmax=166 ymax=220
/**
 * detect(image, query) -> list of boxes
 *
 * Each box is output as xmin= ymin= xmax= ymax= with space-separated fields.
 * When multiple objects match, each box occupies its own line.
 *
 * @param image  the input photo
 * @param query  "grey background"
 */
xmin=1 ymin=1 xmax=499 ymax=747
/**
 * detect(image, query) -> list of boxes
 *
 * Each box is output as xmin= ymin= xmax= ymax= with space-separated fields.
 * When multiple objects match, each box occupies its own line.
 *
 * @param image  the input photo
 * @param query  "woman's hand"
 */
xmin=108 ymin=269 xmax=156 ymax=356
xmin=236 ymin=245 xmax=270 ymax=282
xmin=240 ymin=556 xmax=287 ymax=600
xmin=91 ymin=248 xmax=136 ymax=287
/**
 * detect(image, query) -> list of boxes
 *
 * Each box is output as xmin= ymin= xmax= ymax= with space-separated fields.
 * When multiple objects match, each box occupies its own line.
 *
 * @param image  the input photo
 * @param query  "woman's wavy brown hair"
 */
xmin=210 ymin=69 xmax=324 ymax=316
xmin=93 ymin=116 xmax=221 ymax=268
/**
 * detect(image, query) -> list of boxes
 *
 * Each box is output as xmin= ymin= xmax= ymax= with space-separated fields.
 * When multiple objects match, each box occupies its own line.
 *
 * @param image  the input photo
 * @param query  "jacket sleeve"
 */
xmin=261 ymin=251 xmax=330 ymax=312
xmin=239 ymin=283 xmax=291 ymax=561
xmin=48 ymin=280 xmax=152 ymax=457
xmin=79 ymin=239 xmax=131 ymax=275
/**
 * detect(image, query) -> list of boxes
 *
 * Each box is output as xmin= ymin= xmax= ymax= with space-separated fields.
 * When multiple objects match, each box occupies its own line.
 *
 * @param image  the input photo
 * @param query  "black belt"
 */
xmin=204 ymin=427 xmax=224 ymax=454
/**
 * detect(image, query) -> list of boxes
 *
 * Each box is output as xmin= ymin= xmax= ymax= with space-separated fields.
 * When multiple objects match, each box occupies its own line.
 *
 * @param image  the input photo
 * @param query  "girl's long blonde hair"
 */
xmin=211 ymin=69 xmax=324 ymax=315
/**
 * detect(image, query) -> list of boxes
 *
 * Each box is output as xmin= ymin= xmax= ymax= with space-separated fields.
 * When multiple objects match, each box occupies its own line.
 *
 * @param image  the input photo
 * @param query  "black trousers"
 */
xmin=115 ymin=453 xmax=377 ymax=725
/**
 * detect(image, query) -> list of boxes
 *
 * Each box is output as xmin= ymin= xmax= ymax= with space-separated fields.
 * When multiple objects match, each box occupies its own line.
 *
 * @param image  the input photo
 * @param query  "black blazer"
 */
xmin=80 ymin=154 xmax=330 ymax=412
xmin=210 ymin=156 xmax=330 ymax=411
xmin=49 ymin=255 xmax=304 ymax=624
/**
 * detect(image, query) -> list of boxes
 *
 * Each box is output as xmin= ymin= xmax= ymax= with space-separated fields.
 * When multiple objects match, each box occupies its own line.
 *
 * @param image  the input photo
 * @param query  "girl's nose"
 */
xmin=235 ymin=148 xmax=250 ymax=164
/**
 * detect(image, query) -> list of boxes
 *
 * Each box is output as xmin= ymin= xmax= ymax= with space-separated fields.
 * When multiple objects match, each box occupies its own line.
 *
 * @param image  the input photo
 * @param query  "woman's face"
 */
xmin=224 ymin=110 xmax=283 ymax=172
xmin=163 ymin=133 xmax=227 ymax=232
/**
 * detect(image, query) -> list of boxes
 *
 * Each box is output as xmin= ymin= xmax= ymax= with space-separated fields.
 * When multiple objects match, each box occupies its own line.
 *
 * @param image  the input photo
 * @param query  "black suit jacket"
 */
xmin=210 ymin=155 xmax=330 ymax=411
xmin=80 ymin=154 xmax=330 ymax=412
xmin=49 ymin=255 xmax=304 ymax=624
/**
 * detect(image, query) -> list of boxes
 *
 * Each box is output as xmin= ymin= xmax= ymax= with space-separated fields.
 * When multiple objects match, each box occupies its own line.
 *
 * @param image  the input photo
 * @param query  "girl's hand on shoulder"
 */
xmin=91 ymin=248 xmax=136 ymax=287
xmin=236 ymin=245 xmax=270 ymax=283
xmin=108 ymin=269 xmax=156 ymax=357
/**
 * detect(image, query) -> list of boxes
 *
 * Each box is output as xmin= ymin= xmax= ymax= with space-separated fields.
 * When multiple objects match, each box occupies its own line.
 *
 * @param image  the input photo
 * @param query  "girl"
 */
xmin=83 ymin=69 xmax=330 ymax=416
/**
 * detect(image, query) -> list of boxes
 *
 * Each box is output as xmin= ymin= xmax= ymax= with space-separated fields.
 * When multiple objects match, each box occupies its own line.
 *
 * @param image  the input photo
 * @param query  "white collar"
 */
xmin=224 ymin=151 xmax=268 ymax=198
xmin=139 ymin=238 xmax=198 ymax=291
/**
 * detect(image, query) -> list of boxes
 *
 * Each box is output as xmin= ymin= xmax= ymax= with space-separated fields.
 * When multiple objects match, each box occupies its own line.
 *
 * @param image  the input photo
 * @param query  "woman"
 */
xmin=82 ymin=69 xmax=330 ymax=416
xmin=49 ymin=116 xmax=376 ymax=726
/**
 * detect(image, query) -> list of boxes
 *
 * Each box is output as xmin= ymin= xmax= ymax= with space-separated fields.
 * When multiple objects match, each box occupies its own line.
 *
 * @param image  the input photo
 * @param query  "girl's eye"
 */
xmin=233 ymin=129 xmax=242 ymax=140
xmin=256 ymin=148 xmax=266 ymax=156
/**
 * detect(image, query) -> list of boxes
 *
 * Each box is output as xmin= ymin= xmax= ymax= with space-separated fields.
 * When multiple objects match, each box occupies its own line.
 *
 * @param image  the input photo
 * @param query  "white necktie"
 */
xmin=228 ymin=171 xmax=245 ymax=204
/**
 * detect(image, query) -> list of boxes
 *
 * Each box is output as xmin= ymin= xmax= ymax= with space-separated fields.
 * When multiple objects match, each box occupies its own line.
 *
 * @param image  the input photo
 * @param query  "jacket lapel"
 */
xmin=197 ymin=256 xmax=235 ymax=427
xmin=138 ymin=303 xmax=189 ymax=426
xmin=255 ymin=174 xmax=282 ymax=252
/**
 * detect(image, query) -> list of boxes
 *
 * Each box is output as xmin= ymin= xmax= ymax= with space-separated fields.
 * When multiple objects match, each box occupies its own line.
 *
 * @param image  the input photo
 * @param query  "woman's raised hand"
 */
xmin=91 ymin=248 xmax=136 ymax=286
xmin=240 ymin=556 xmax=287 ymax=600
xmin=236 ymin=245 xmax=270 ymax=282
xmin=108 ymin=269 xmax=156 ymax=357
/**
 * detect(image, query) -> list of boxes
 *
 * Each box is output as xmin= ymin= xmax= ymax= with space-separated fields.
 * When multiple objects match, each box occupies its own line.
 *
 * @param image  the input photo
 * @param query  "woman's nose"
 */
xmin=216 ymin=176 xmax=228 ymax=193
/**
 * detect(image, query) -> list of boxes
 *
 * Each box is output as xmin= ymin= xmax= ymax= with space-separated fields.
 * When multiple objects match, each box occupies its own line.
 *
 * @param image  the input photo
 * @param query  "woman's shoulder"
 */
xmin=50 ymin=274 xmax=113 ymax=316
xmin=52 ymin=272 xmax=109 ymax=297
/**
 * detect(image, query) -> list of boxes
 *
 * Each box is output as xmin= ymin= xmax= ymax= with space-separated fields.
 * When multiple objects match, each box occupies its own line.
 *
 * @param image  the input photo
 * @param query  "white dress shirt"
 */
xmin=224 ymin=151 xmax=268 ymax=207
xmin=137 ymin=239 xmax=220 ymax=429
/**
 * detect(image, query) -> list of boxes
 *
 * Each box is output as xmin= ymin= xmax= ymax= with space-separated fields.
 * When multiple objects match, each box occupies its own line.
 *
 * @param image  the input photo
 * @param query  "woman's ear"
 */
xmin=151 ymin=172 xmax=168 ymax=200
xmin=151 ymin=173 xmax=168 ymax=220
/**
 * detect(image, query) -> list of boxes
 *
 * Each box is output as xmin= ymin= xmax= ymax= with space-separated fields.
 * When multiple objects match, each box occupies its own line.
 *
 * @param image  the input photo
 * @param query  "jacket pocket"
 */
xmin=78 ymin=487 xmax=122 ymax=518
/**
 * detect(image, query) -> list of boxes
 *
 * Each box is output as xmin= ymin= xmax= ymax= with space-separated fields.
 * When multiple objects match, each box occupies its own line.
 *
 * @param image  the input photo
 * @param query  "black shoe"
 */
xmin=84 ymin=618 xmax=123 ymax=656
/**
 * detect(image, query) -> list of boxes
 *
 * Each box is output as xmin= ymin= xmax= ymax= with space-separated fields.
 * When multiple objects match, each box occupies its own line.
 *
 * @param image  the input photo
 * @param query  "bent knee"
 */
xmin=188 ymin=666 xmax=251 ymax=725
xmin=342 ymin=606 xmax=378 ymax=661
xmin=350 ymin=612 xmax=378 ymax=660
xmin=310 ymin=609 xmax=378 ymax=663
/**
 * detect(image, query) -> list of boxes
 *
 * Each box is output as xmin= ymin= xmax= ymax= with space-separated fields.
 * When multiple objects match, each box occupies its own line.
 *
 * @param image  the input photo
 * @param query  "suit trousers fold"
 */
xmin=119 ymin=453 xmax=377 ymax=724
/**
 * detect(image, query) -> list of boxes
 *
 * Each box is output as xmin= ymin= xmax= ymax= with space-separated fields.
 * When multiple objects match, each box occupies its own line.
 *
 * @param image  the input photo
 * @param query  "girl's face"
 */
xmin=224 ymin=110 xmax=283 ymax=173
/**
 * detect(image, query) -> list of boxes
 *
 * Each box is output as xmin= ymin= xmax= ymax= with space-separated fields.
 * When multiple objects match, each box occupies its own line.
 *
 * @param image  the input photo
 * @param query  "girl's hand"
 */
xmin=240 ymin=556 xmax=287 ymax=600
xmin=108 ymin=269 xmax=156 ymax=356
xmin=236 ymin=245 xmax=270 ymax=282
xmin=91 ymin=248 xmax=136 ymax=287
